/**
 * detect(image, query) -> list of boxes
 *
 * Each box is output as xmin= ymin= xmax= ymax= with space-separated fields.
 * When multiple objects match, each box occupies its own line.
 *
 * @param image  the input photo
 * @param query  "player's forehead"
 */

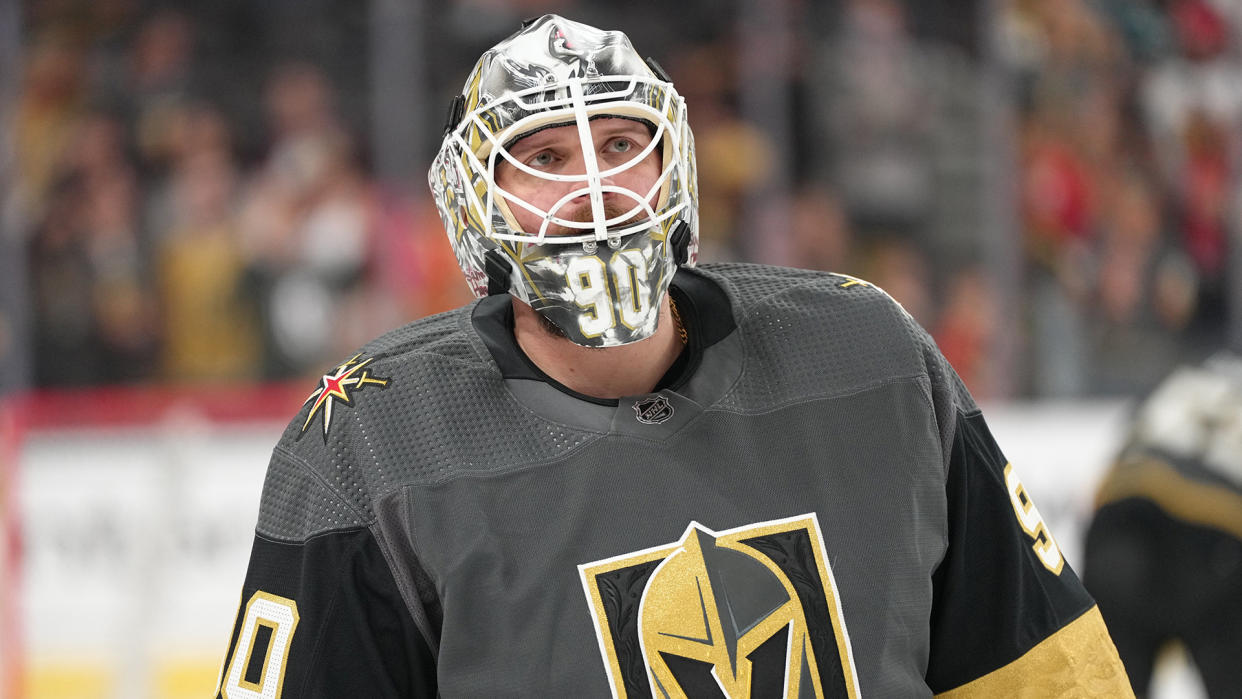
xmin=507 ymin=117 xmax=651 ymax=154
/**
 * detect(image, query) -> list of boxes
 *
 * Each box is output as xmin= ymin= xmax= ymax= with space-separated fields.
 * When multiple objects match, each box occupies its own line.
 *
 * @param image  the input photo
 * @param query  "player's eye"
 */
xmin=525 ymin=150 xmax=558 ymax=169
xmin=606 ymin=138 xmax=634 ymax=154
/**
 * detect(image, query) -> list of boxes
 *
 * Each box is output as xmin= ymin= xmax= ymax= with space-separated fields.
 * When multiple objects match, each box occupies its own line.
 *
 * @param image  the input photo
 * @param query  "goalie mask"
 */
xmin=429 ymin=14 xmax=699 ymax=347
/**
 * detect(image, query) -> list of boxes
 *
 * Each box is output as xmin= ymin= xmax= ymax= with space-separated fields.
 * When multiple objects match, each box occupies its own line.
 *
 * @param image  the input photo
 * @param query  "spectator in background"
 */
xmin=1084 ymin=351 xmax=1242 ymax=697
xmin=25 ymin=110 xmax=158 ymax=386
xmin=859 ymin=236 xmax=933 ymax=327
xmin=815 ymin=0 xmax=935 ymax=235
xmin=1091 ymin=172 xmax=1198 ymax=394
xmin=934 ymin=267 xmax=999 ymax=399
xmin=785 ymin=185 xmax=854 ymax=274
xmin=73 ymin=117 xmax=158 ymax=383
xmin=153 ymin=103 xmax=260 ymax=381
xmin=128 ymin=8 xmax=197 ymax=178
xmin=26 ymin=173 xmax=96 ymax=387
xmin=365 ymin=189 xmax=474 ymax=331
xmin=668 ymin=39 xmax=774 ymax=261
xmin=12 ymin=36 xmax=86 ymax=226
xmin=238 ymin=62 xmax=373 ymax=378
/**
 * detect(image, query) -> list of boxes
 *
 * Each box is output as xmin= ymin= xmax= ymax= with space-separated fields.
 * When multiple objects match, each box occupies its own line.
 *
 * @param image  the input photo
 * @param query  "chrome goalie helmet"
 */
xmin=428 ymin=14 xmax=699 ymax=347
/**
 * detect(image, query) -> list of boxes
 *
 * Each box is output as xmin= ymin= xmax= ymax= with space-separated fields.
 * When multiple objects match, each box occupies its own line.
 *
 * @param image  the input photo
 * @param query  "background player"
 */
xmin=1084 ymin=351 xmax=1242 ymax=698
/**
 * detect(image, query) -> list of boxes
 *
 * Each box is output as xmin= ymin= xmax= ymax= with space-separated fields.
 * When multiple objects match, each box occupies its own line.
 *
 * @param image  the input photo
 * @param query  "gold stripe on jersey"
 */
xmin=1095 ymin=456 xmax=1242 ymax=542
xmin=934 ymin=606 xmax=1133 ymax=698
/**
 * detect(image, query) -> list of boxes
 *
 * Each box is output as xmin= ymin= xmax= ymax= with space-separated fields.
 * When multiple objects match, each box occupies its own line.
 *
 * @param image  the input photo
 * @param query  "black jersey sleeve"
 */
xmin=215 ymin=454 xmax=437 ymax=698
xmin=920 ymin=340 xmax=1132 ymax=696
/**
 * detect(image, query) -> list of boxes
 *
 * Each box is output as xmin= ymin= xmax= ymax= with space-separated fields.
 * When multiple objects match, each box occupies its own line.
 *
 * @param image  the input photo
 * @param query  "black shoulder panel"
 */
xmin=217 ymin=528 xmax=437 ymax=698
xmin=925 ymin=410 xmax=1096 ymax=692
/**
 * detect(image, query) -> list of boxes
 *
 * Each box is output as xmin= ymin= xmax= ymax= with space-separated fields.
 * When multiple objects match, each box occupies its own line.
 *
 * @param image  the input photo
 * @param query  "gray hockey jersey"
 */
xmin=217 ymin=263 xmax=1131 ymax=697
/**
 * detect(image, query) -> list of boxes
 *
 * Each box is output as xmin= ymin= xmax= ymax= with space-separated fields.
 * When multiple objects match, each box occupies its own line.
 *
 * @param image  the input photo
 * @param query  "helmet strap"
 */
xmin=670 ymin=219 xmax=692 ymax=266
xmin=484 ymin=249 xmax=512 ymax=295
xmin=645 ymin=57 xmax=672 ymax=82
xmin=442 ymin=94 xmax=465 ymax=136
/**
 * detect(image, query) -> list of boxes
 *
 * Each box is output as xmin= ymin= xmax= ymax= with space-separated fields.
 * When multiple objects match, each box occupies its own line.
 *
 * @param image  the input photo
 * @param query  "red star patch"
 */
xmin=300 ymin=354 xmax=390 ymax=440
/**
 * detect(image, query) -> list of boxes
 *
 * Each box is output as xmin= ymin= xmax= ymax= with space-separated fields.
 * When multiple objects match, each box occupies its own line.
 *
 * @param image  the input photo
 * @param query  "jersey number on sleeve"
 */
xmin=1004 ymin=463 xmax=1065 ymax=575
xmin=222 ymin=591 xmax=300 ymax=699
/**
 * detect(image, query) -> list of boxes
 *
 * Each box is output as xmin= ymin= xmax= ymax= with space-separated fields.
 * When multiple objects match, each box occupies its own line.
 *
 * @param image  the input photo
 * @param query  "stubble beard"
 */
xmin=537 ymin=312 xmax=571 ymax=340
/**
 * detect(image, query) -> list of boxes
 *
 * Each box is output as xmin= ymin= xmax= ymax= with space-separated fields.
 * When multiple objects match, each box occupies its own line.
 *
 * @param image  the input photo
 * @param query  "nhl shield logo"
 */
xmin=633 ymin=395 xmax=674 ymax=424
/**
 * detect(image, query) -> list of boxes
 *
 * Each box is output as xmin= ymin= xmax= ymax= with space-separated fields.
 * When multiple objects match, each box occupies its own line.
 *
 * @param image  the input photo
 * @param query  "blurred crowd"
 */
xmin=13 ymin=0 xmax=469 ymax=388
xmin=4 ymin=0 xmax=1237 ymax=397
xmin=1007 ymin=0 xmax=1239 ymax=396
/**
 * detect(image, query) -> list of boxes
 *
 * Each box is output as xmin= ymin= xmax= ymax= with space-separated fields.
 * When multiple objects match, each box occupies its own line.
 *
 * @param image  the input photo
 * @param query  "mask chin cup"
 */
xmin=670 ymin=219 xmax=691 ymax=266
xmin=484 ymin=250 xmax=512 ymax=296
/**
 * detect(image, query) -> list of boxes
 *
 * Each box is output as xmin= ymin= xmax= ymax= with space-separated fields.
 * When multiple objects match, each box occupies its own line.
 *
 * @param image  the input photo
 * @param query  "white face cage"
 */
xmin=443 ymin=73 xmax=690 ymax=249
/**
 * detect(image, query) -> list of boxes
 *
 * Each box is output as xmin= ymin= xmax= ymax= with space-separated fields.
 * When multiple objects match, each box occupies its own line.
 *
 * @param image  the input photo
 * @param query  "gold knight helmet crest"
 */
xmin=578 ymin=514 xmax=860 ymax=698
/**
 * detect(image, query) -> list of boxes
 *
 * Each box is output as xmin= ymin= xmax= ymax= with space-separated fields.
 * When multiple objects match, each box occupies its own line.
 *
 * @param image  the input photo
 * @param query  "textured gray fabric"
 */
xmin=252 ymin=262 xmax=972 ymax=695
xmin=260 ymin=263 xmax=959 ymax=540
xmin=405 ymin=381 xmax=946 ymax=696
xmin=256 ymin=447 xmax=368 ymax=538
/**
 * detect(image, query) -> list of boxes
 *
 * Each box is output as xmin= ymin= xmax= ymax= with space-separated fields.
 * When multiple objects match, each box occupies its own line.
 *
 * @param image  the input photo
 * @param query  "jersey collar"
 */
xmin=471 ymin=268 xmax=742 ymax=436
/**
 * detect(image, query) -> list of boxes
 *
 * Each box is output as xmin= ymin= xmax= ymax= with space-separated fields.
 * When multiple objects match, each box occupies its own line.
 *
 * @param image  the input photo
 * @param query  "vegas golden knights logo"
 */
xmin=578 ymin=514 xmax=860 ymax=698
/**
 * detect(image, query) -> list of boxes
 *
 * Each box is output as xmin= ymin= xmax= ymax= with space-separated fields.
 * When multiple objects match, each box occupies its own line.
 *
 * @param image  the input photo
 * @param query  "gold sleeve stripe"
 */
xmin=1095 ymin=456 xmax=1242 ymax=542
xmin=934 ymin=606 xmax=1134 ymax=699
